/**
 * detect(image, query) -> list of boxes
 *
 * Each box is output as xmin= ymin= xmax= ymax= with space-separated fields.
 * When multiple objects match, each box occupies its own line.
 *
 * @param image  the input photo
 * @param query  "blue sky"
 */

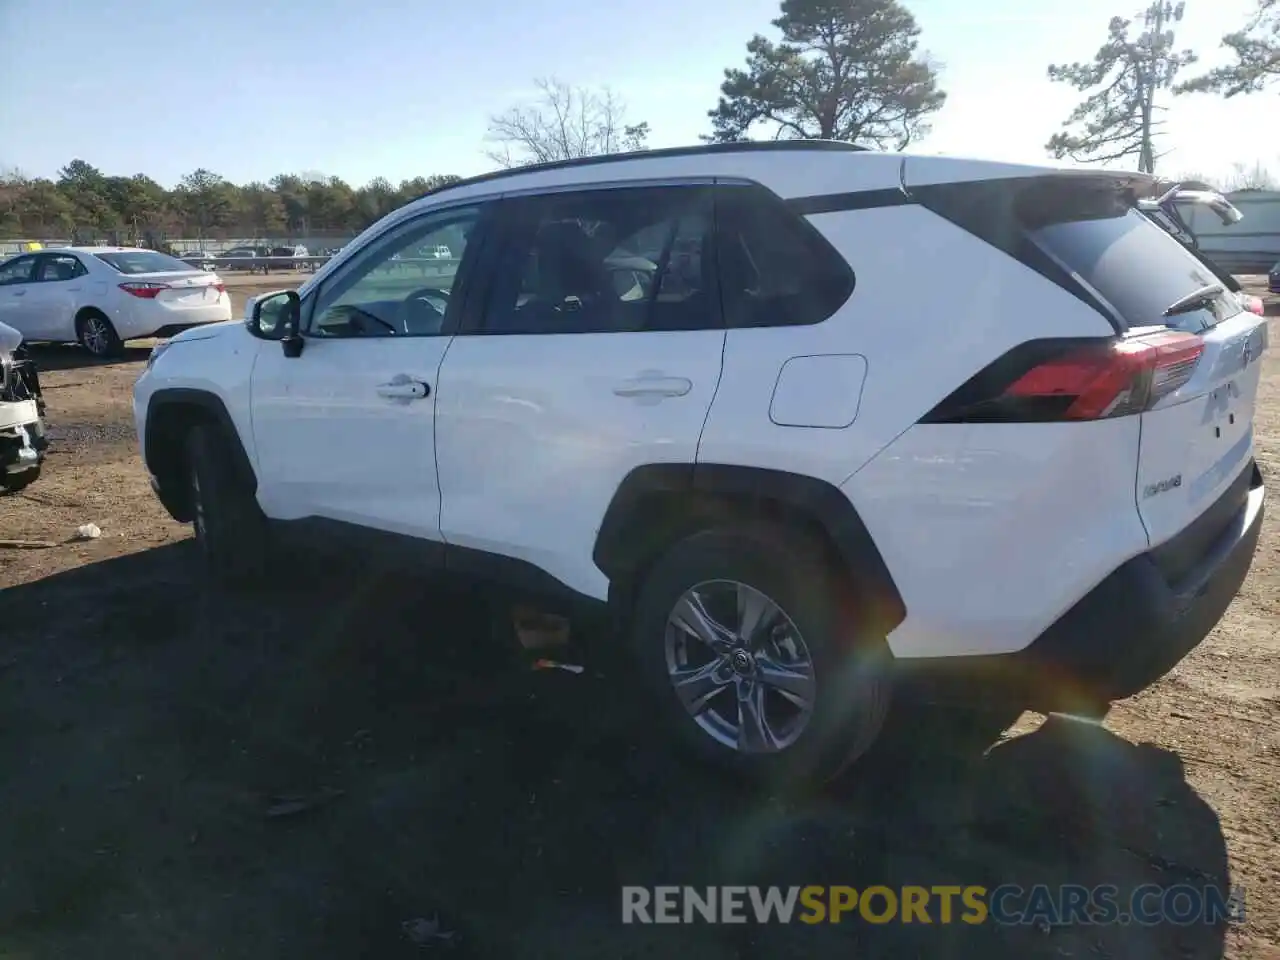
xmin=1 ymin=0 xmax=1275 ymax=187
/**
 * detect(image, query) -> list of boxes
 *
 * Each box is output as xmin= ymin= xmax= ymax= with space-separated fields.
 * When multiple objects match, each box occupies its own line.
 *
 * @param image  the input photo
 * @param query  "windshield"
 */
xmin=95 ymin=250 xmax=199 ymax=274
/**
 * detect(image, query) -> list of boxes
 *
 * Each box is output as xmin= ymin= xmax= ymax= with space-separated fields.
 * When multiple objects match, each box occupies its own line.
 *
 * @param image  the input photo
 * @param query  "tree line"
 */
xmin=0 ymin=161 xmax=463 ymax=245
xmin=4 ymin=0 xmax=1277 ymax=243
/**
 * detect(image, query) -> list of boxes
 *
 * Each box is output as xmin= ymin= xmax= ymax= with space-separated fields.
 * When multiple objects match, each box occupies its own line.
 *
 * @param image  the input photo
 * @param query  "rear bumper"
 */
xmin=116 ymin=297 xmax=232 ymax=340
xmin=897 ymin=461 xmax=1265 ymax=714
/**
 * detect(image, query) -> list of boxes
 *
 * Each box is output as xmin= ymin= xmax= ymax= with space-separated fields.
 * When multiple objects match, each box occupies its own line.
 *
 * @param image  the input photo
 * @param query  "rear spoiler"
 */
xmin=899 ymin=156 xmax=1156 ymax=200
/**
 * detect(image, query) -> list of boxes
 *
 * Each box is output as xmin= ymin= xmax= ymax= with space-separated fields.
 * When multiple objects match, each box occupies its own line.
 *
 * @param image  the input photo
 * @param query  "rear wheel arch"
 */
xmin=595 ymin=463 xmax=906 ymax=631
xmin=145 ymin=389 xmax=256 ymax=521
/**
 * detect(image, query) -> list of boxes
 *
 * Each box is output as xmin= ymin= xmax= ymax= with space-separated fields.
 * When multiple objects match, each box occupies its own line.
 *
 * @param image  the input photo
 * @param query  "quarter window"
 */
xmin=715 ymin=185 xmax=855 ymax=328
xmin=307 ymin=205 xmax=480 ymax=339
xmin=481 ymin=186 xmax=715 ymax=335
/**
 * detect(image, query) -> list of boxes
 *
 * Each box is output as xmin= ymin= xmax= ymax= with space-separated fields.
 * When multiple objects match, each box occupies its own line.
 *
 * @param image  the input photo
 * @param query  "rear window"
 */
xmin=914 ymin=176 xmax=1243 ymax=332
xmin=96 ymin=251 xmax=197 ymax=274
xmin=1030 ymin=209 xmax=1241 ymax=330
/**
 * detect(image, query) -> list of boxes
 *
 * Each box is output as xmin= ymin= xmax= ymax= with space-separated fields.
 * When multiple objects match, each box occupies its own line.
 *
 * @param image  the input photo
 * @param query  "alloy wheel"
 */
xmin=664 ymin=580 xmax=816 ymax=753
xmin=81 ymin=317 xmax=111 ymax=356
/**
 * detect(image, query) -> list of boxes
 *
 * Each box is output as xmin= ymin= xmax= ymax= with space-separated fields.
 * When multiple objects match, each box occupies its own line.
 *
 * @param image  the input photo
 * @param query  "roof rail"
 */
xmin=413 ymin=139 xmax=869 ymax=203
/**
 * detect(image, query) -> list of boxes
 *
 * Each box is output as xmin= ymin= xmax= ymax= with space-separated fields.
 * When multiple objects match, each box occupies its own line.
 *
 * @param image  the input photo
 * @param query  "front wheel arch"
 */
xmin=144 ymin=390 xmax=257 ymax=521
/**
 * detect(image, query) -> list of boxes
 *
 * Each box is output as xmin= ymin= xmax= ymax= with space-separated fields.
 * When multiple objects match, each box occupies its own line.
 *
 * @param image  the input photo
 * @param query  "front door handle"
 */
xmin=377 ymin=378 xmax=430 ymax=400
xmin=612 ymin=375 xmax=693 ymax=398
xmin=11 ymin=290 xmax=26 ymax=297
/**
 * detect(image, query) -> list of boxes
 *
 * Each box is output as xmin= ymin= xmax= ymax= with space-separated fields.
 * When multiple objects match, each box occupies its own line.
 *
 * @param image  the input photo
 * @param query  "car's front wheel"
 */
xmin=185 ymin=424 xmax=269 ymax=586
xmin=631 ymin=523 xmax=890 ymax=786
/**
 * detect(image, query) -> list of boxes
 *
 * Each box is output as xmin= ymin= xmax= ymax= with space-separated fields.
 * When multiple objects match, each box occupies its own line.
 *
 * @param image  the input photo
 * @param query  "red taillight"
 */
xmin=213 ymin=282 xmax=226 ymax=294
xmin=119 ymin=281 xmax=169 ymax=299
xmin=1005 ymin=331 xmax=1203 ymax=419
xmin=1244 ymin=296 xmax=1264 ymax=316
xmin=923 ymin=332 xmax=1204 ymax=424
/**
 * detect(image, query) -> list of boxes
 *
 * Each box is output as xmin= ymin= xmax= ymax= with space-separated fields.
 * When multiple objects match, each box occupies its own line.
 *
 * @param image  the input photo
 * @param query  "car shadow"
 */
xmin=23 ymin=343 xmax=152 ymax=371
xmin=0 ymin=544 xmax=1233 ymax=958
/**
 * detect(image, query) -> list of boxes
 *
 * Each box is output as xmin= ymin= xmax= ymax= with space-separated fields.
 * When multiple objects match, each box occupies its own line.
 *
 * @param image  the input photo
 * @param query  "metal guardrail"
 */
xmin=178 ymin=254 xmax=462 ymax=274
xmin=178 ymin=254 xmax=332 ymax=273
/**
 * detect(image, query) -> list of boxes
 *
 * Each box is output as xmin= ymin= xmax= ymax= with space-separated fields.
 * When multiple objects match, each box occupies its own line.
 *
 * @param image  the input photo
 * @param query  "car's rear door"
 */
xmin=432 ymin=182 xmax=725 ymax=600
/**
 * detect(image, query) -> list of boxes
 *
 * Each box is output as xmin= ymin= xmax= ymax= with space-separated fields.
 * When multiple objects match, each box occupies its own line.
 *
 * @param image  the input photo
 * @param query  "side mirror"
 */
xmin=246 ymin=289 xmax=304 ymax=357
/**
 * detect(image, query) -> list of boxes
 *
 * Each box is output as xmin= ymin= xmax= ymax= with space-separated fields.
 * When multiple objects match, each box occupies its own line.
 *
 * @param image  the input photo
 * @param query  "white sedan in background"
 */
xmin=0 ymin=247 xmax=232 ymax=358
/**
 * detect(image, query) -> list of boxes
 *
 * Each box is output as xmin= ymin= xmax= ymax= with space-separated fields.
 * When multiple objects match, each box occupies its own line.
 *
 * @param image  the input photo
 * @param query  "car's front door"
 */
xmin=0 ymin=255 xmax=39 ymax=336
xmin=433 ymin=183 xmax=726 ymax=599
xmin=27 ymin=254 xmax=89 ymax=341
xmin=250 ymin=201 xmax=492 ymax=544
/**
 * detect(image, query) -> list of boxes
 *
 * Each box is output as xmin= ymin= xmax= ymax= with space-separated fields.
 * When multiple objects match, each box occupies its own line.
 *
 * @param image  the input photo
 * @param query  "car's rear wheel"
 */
xmin=186 ymin=424 xmax=268 ymax=586
xmin=77 ymin=311 xmax=123 ymax=358
xmin=631 ymin=523 xmax=890 ymax=787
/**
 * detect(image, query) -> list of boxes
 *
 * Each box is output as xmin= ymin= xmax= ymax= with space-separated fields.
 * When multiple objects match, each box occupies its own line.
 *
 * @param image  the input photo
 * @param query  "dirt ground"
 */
xmin=0 ymin=274 xmax=1277 ymax=959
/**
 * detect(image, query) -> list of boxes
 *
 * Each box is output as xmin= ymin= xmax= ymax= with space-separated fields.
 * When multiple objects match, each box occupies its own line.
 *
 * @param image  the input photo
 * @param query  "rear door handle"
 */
xmin=612 ymin=375 xmax=693 ymax=398
xmin=377 ymin=378 xmax=430 ymax=400
xmin=11 ymin=290 xmax=25 ymax=297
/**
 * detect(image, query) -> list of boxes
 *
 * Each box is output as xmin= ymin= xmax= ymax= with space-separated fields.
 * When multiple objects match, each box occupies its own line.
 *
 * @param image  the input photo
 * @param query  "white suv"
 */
xmin=133 ymin=142 xmax=1268 ymax=784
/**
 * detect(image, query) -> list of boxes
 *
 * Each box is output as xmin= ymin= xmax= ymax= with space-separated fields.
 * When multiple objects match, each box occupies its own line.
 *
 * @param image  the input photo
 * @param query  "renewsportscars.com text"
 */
xmin=621 ymin=884 xmax=1245 ymax=927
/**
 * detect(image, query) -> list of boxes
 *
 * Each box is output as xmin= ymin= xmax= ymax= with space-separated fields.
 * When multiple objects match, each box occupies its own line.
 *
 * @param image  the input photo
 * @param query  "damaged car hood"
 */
xmin=0 ymin=321 xmax=21 ymax=360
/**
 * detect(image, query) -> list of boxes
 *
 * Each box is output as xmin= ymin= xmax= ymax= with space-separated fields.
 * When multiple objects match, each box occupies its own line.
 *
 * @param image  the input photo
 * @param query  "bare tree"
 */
xmin=1171 ymin=171 xmax=1220 ymax=190
xmin=1223 ymin=160 xmax=1279 ymax=191
xmin=484 ymin=78 xmax=650 ymax=168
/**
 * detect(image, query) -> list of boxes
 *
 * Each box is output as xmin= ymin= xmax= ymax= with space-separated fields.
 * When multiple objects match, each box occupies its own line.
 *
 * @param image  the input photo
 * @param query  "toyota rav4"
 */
xmin=133 ymin=141 xmax=1268 ymax=784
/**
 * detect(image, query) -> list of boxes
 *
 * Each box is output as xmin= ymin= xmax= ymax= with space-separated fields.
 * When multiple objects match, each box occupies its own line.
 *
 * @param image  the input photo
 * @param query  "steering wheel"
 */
xmin=328 ymin=303 xmax=398 ymax=336
xmin=399 ymin=287 xmax=451 ymax=335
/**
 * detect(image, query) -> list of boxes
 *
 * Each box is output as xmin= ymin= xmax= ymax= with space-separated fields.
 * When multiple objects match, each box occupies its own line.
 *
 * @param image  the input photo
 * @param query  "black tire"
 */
xmin=76 ymin=310 xmax=123 ymax=358
xmin=1 ymin=463 xmax=40 ymax=494
xmin=630 ymin=522 xmax=891 ymax=787
xmin=186 ymin=424 xmax=269 ymax=586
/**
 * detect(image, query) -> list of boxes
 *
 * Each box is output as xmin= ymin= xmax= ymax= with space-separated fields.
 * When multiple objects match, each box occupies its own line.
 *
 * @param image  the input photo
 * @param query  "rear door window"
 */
xmin=479 ymin=185 xmax=716 ymax=335
xmin=35 ymin=254 xmax=87 ymax=281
